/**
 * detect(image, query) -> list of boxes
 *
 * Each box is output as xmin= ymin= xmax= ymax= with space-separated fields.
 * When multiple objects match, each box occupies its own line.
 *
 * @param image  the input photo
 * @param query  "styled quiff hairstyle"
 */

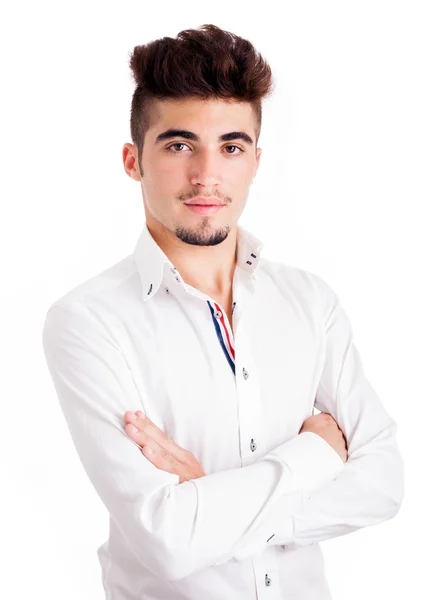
xmin=128 ymin=24 xmax=274 ymax=176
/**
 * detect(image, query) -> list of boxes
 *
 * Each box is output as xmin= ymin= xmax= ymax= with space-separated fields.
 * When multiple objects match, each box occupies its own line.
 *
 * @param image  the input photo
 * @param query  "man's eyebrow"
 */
xmin=154 ymin=129 xmax=254 ymax=145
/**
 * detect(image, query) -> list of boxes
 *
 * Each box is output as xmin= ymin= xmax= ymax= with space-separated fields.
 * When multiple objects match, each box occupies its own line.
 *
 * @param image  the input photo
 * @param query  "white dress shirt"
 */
xmin=42 ymin=222 xmax=404 ymax=599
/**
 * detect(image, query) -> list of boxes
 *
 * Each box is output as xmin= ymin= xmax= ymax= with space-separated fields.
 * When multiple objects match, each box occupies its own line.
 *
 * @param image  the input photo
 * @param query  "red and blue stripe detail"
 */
xmin=207 ymin=300 xmax=235 ymax=375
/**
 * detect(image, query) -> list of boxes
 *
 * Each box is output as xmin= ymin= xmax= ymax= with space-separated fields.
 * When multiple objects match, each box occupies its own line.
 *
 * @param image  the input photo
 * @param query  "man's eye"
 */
xmin=225 ymin=145 xmax=244 ymax=155
xmin=165 ymin=143 xmax=244 ymax=155
xmin=166 ymin=143 xmax=189 ymax=153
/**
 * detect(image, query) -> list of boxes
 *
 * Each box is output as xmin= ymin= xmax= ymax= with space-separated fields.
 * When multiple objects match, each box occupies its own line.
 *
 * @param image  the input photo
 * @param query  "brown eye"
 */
xmin=166 ymin=143 xmax=189 ymax=153
xmin=225 ymin=145 xmax=244 ymax=155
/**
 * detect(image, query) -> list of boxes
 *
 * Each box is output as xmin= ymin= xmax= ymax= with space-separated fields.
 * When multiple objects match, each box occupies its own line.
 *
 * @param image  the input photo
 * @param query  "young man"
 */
xmin=42 ymin=24 xmax=404 ymax=600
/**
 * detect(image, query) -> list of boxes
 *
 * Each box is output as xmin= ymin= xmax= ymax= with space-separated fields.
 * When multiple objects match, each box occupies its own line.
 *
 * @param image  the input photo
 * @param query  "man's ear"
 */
xmin=122 ymin=143 xmax=141 ymax=182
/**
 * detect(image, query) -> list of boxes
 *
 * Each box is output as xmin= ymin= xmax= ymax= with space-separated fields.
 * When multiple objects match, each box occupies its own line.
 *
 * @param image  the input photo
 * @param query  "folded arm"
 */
xmin=266 ymin=277 xmax=405 ymax=552
xmin=42 ymin=300 xmax=345 ymax=582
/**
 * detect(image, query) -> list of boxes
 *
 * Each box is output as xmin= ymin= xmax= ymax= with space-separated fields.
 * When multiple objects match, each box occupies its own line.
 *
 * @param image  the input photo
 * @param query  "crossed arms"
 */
xmin=41 ymin=281 xmax=404 ymax=581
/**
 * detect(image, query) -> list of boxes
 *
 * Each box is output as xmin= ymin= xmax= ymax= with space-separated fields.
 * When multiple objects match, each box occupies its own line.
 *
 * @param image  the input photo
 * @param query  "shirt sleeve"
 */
xmin=42 ymin=299 xmax=344 ymax=582
xmin=276 ymin=277 xmax=405 ymax=549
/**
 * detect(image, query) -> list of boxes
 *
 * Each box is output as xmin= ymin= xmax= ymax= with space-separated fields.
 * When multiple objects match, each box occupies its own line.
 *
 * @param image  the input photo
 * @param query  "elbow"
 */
xmin=361 ymin=446 xmax=405 ymax=525
xmin=385 ymin=451 xmax=405 ymax=521
xmin=150 ymin=546 xmax=193 ymax=582
xmin=148 ymin=549 xmax=197 ymax=583
xmin=386 ymin=474 xmax=404 ymax=520
xmin=391 ymin=472 xmax=405 ymax=519
xmin=384 ymin=488 xmax=404 ymax=524
xmin=147 ymin=545 xmax=211 ymax=582
xmin=163 ymin=546 xmax=210 ymax=582
xmin=156 ymin=555 xmax=192 ymax=583
xmin=124 ymin=484 xmax=214 ymax=582
xmin=168 ymin=562 xmax=195 ymax=583
xmin=366 ymin=427 xmax=406 ymax=522
xmin=126 ymin=537 xmax=192 ymax=583
xmin=118 ymin=493 xmax=189 ymax=582
xmin=129 ymin=537 xmax=182 ymax=583
xmin=129 ymin=498 xmax=199 ymax=583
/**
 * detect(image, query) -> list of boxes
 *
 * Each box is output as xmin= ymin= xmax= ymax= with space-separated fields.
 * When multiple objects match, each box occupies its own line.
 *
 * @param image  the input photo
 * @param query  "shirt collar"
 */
xmin=133 ymin=222 xmax=265 ymax=302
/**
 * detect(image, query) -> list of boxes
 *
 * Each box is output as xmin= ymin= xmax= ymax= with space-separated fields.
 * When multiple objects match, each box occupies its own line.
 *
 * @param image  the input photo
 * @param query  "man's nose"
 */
xmin=189 ymin=150 xmax=223 ymax=187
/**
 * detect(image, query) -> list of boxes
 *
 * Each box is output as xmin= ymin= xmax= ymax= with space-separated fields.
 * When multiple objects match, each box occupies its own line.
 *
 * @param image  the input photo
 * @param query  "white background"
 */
xmin=1 ymin=1 xmax=447 ymax=598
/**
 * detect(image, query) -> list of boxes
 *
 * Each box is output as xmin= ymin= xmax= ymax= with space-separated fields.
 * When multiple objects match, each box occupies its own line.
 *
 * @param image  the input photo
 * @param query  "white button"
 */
xmin=215 ymin=311 xmax=222 ymax=319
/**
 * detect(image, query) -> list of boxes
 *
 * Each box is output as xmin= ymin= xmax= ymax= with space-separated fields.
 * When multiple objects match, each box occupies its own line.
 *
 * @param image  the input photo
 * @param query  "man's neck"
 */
xmin=146 ymin=221 xmax=238 ymax=296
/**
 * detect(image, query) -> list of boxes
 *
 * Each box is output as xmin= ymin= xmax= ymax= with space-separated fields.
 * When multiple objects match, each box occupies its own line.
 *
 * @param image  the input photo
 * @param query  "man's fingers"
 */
xmin=123 ymin=412 xmax=205 ymax=483
xmin=125 ymin=422 xmax=177 ymax=464
xmin=142 ymin=443 xmax=177 ymax=466
xmin=124 ymin=411 xmax=189 ymax=463
xmin=124 ymin=422 xmax=155 ymax=448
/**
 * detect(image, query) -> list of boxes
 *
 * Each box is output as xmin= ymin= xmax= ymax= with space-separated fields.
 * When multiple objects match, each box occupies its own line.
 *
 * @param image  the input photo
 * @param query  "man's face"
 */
xmin=124 ymin=97 xmax=262 ymax=246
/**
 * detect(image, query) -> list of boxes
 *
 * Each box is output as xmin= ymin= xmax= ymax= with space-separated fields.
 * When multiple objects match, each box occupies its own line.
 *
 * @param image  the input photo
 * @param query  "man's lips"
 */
xmin=184 ymin=203 xmax=225 ymax=215
xmin=184 ymin=196 xmax=224 ymax=206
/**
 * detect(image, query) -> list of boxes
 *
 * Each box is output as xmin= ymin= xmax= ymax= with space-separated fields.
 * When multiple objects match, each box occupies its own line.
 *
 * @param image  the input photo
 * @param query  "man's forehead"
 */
xmin=150 ymin=97 xmax=255 ymax=138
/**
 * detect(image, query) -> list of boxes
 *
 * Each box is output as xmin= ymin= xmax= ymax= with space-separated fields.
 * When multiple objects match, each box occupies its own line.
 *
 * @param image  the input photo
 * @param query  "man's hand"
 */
xmin=124 ymin=410 xmax=206 ymax=483
xmin=299 ymin=412 xmax=348 ymax=463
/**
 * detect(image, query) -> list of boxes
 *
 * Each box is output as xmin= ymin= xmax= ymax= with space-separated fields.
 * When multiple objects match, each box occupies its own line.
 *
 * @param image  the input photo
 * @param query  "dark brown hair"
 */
xmin=128 ymin=24 xmax=274 ymax=175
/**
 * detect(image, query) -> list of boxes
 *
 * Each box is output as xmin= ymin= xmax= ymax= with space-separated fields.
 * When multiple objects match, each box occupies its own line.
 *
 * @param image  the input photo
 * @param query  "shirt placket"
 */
xmin=234 ymin=273 xmax=284 ymax=598
xmin=252 ymin=550 xmax=282 ymax=599
xmin=166 ymin=265 xmax=283 ymax=596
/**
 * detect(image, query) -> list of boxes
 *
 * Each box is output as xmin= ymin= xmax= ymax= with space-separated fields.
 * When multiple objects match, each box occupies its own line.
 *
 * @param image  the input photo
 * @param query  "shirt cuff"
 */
xmin=269 ymin=515 xmax=294 ymax=545
xmin=265 ymin=431 xmax=345 ymax=495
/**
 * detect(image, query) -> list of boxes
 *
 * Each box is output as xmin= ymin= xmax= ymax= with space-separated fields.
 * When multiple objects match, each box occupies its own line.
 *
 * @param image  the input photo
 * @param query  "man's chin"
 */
xmin=174 ymin=224 xmax=231 ymax=247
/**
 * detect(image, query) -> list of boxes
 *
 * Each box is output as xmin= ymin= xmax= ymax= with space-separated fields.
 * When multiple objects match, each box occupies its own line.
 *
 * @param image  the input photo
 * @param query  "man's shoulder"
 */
xmin=259 ymin=256 xmax=338 ymax=302
xmin=44 ymin=252 xmax=138 ymax=316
